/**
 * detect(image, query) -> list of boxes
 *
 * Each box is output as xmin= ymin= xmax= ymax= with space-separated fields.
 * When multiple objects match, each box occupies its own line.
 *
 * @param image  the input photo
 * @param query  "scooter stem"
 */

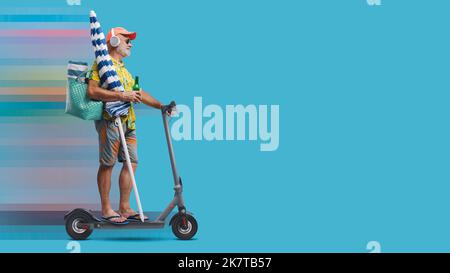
xmin=162 ymin=104 xmax=180 ymax=187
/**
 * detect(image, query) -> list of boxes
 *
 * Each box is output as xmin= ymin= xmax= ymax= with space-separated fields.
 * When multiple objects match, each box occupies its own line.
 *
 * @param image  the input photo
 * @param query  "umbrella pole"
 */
xmin=115 ymin=117 xmax=145 ymax=222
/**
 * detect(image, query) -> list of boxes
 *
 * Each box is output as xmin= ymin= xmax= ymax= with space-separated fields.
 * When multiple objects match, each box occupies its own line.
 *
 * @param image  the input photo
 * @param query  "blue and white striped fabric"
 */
xmin=67 ymin=61 xmax=88 ymax=80
xmin=89 ymin=10 xmax=130 ymax=117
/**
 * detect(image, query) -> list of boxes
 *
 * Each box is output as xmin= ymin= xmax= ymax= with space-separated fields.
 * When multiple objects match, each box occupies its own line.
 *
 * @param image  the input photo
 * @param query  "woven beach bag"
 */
xmin=65 ymin=61 xmax=103 ymax=120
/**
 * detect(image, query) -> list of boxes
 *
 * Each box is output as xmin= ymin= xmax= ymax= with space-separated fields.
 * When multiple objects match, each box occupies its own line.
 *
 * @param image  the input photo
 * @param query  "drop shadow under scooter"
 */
xmin=64 ymin=101 xmax=198 ymax=240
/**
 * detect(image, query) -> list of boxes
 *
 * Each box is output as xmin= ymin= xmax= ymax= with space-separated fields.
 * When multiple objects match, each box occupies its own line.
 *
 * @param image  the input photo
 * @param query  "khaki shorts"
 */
xmin=94 ymin=119 xmax=138 ymax=166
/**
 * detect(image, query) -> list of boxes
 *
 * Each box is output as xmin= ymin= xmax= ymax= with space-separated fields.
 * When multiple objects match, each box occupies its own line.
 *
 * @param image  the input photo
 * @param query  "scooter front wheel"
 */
xmin=65 ymin=213 xmax=93 ymax=240
xmin=171 ymin=214 xmax=198 ymax=240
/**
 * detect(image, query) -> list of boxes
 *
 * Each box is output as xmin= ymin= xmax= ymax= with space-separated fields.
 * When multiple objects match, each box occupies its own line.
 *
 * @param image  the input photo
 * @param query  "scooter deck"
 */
xmin=93 ymin=220 xmax=165 ymax=229
xmin=74 ymin=212 xmax=166 ymax=230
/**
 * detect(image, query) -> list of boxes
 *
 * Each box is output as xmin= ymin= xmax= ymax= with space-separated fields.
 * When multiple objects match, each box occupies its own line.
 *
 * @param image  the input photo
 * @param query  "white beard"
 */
xmin=117 ymin=46 xmax=131 ymax=57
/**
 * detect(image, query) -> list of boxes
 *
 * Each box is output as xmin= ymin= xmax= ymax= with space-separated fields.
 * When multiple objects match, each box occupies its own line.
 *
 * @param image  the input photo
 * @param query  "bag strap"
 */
xmin=75 ymin=69 xmax=92 ymax=84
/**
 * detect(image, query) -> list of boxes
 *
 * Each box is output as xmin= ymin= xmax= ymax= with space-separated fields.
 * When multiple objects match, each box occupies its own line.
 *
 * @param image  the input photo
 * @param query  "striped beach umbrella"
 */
xmin=88 ymin=10 xmax=145 ymax=222
xmin=89 ymin=10 xmax=130 ymax=117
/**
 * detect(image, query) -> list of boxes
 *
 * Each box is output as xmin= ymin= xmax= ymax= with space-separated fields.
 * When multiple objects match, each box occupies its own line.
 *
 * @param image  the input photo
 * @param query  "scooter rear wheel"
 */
xmin=65 ymin=213 xmax=93 ymax=240
xmin=171 ymin=214 xmax=198 ymax=240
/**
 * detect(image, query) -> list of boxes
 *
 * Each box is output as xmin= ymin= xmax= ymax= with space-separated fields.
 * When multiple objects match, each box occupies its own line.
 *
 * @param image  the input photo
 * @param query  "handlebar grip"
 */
xmin=162 ymin=101 xmax=177 ymax=115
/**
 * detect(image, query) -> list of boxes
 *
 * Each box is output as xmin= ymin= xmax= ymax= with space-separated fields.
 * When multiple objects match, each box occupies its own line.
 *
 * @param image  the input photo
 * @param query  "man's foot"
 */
xmin=126 ymin=213 xmax=149 ymax=221
xmin=102 ymin=215 xmax=129 ymax=225
xmin=102 ymin=210 xmax=128 ymax=224
xmin=119 ymin=209 xmax=149 ymax=221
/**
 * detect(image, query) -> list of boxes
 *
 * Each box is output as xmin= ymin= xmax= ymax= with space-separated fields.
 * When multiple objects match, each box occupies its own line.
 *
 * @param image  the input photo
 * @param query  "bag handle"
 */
xmin=76 ymin=69 xmax=92 ymax=84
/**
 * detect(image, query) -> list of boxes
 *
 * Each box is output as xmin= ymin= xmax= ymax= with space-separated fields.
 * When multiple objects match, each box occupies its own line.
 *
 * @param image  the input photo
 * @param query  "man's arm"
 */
xmin=141 ymin=89 xmax=163 ymax=110
xmin=87 ymin=79 xmax=142 ymax=103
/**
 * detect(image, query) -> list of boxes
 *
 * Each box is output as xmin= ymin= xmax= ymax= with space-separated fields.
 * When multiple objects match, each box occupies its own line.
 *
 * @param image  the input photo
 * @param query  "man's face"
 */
xmin=116 ymin=34 xmax=132 ymax=58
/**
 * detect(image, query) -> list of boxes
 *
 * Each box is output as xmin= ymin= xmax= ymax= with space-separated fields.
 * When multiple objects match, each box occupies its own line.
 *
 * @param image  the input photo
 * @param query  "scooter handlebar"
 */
xmin=162 ymin=101 xmax=176 ymax=115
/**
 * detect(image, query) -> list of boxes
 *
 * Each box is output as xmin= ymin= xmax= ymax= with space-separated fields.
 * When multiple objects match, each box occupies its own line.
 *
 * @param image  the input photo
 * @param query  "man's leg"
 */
xmin=117 ymin=127 xmax=144 ymax=219
xmin=95 ymin=119 xmax=127 ymax=223
xmin=118 ymin=162 xmax=139 ymax=217
xmin=97 ymin=164 xmax=127 ymax=222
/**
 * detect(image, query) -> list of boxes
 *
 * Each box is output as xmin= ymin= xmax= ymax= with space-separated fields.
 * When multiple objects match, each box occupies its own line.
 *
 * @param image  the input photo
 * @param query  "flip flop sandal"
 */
xmin=102 ymin=215 xmax=129 ymax=225
xmin=126 ymin=214 xmax=149 ymax=222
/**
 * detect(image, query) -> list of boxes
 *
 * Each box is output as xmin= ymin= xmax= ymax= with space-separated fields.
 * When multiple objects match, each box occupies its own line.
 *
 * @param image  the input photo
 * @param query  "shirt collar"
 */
xmin=111 ymin=57 xmax=124 ymax=68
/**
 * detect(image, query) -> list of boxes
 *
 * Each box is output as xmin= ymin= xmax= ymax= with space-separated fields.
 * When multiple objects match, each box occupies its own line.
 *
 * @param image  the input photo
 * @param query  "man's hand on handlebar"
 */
xmin=162 ymin=101 xmax=177 ymax=116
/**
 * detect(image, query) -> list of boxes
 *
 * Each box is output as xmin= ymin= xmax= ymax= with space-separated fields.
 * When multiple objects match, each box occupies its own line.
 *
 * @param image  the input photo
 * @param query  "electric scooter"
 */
xmin=64 ymin=101 xmax=198 ymax=240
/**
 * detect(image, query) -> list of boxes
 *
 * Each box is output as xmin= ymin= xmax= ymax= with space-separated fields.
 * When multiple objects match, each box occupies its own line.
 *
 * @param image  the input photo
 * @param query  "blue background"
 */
xmin=1 ymin=0 xmax=450 ymax=252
